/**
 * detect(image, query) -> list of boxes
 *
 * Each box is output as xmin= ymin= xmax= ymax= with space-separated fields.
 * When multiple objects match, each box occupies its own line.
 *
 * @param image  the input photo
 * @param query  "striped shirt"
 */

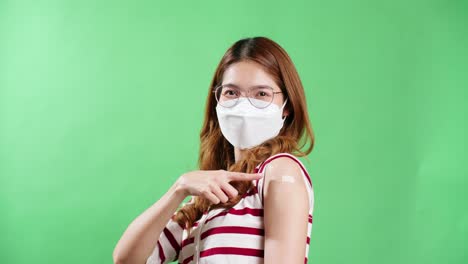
xmin=146 ymin=152 xmax=314 ymax=264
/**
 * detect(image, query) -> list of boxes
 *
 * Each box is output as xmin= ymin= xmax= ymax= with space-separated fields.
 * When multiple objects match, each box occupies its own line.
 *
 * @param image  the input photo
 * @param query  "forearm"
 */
xmin=113 ymin=181 xmax=187 ymax=264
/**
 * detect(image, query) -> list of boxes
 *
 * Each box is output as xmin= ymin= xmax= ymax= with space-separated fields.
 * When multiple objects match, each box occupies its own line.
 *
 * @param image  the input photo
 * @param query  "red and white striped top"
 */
xmin=146 ymin=152 xmax=314 ymax=264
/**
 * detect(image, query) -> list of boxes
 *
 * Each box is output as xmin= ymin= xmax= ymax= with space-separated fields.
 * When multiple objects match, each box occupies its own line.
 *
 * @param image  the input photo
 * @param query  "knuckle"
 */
xmin=211 ymin=173 xmax=220 ymax=181
xmin=213 ymin=176 xmax=222 ymax=184
xmin=208 ymin=182 xmax=215 ymax=189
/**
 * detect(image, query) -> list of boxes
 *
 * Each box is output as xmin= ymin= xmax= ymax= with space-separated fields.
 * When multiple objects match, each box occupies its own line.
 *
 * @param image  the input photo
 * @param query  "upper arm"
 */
xmin=262 ymin=156 xmax=312 ymax=263
xmin=146 ymin=213 xmax=184 ymax=264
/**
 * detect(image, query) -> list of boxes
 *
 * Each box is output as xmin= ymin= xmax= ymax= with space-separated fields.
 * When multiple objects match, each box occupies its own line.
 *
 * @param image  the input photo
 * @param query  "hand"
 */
xmin=176 ymin=170 xmax=263 ymax=204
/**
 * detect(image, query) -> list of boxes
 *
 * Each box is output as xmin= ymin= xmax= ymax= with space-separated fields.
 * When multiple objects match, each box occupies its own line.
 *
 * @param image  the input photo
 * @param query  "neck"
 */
xmin=234 ymin=147 xmax=248 ymax=162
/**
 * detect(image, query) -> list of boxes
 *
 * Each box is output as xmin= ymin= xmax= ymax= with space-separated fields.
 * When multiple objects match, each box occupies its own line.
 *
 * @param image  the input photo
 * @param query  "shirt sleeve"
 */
xmin=146 ymin=213 xmax=184 ymax=264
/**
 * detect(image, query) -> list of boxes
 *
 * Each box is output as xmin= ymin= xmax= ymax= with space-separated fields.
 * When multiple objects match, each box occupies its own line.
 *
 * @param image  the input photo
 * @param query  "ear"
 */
xmin=282 ymin=108 xmax=289 ymax=119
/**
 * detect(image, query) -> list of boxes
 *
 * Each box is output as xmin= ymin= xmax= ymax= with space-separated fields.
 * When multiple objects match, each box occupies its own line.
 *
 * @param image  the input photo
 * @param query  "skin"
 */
xmin=222 ymin=60 xmax=310 ymax=263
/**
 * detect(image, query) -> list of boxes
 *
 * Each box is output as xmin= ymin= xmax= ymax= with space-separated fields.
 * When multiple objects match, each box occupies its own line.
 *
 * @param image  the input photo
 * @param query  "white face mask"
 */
xmin=216 ymin=97 xmax=288 ymax=149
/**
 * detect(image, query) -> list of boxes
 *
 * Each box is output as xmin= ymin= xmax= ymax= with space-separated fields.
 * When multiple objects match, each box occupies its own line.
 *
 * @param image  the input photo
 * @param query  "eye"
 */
xmin=221 ymin=87 xmax=240 ymax=98
xmin=254 ymin=89 xmax=272 ymax=98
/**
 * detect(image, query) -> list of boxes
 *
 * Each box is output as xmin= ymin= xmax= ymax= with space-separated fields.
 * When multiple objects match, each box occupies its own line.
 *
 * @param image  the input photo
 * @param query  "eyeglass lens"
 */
xmin=215 ymin=85 xmax=276 ymax=108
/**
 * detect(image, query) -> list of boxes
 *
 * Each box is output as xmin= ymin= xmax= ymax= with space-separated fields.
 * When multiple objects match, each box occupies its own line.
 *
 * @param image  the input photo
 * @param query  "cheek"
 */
xmin=272 ymin=97 xmax=284 ymax=108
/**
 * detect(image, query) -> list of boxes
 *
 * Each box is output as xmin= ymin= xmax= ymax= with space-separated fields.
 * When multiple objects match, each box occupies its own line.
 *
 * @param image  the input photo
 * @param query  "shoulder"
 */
xmin=254 ymin=153 xmax=313 ymax=210
xmin=263 ymin=154 xmax=307 ymax=185
xmin=260 ymin=153 xmax=311 ymax=184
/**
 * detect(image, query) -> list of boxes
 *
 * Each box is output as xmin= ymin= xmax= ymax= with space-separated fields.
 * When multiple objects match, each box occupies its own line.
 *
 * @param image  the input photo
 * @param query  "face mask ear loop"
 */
xmin=281 ymin=98 xmax=288 ymax=109
xmin=281 ymin=98 xmax=289 ymax=121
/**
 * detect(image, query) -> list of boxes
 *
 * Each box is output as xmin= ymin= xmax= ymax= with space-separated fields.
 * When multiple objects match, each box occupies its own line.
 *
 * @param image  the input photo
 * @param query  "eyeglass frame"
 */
xmin=212 ymin=83 xmax=285 ymax=109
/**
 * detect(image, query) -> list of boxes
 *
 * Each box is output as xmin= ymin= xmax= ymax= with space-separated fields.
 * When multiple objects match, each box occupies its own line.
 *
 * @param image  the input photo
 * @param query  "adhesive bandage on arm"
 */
xmin=281 ymin=175 xmax=296 ymax=183
xmin=263 ymin=162 xmax=298 ymax=184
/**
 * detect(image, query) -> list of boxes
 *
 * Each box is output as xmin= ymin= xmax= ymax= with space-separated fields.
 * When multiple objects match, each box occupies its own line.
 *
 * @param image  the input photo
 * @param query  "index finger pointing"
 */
xmin=227 ymin=172 xmax=263 ymax=182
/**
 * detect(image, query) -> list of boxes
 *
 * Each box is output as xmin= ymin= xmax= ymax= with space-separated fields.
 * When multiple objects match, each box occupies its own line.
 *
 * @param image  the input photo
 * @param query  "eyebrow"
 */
xmin=222 ymin=83 xmax=272 ymax=89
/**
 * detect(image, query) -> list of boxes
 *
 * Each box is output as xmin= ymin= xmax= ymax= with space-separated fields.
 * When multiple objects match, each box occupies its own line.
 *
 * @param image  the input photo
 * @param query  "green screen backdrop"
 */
xmin=1 ymin=0 xmax=467 ymax=263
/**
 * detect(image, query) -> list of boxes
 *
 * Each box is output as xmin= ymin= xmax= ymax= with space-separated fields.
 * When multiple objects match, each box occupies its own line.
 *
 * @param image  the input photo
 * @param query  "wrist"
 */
xmin=171 ymin=178 xmax=187 ymax=200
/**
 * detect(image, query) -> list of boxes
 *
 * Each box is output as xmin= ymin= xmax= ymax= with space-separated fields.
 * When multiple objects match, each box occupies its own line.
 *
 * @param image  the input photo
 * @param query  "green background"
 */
xmin=1 ymin=0 xmax=467 ymax=263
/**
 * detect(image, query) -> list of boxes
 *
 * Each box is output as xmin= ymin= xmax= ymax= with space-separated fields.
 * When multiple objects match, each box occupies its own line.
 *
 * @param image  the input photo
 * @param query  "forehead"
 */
xmin=222 ymin=61 xmax=279 ymax=90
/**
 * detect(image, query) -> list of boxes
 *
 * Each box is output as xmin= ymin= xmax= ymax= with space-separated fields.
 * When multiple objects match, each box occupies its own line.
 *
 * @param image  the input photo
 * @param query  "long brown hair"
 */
xmin=173 ymin=36 xmax=315 ymax=233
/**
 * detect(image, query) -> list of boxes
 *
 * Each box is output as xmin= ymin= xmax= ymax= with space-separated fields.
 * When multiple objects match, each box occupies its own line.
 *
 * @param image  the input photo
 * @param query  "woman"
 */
xmin=113 ymin=36 xmax=315 ymax=264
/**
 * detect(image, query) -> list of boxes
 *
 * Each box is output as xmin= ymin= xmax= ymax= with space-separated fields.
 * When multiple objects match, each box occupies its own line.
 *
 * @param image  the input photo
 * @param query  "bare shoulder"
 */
xmin=263 ymin=154 xmax=304 ymax=183
xmin=262 ymin=155 xmax=310 ymax=199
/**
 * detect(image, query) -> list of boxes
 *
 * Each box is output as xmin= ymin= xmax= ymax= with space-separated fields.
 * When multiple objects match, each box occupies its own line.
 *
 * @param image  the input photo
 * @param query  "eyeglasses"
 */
xmin=213 ymin=84 xmax=284 ymax=109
